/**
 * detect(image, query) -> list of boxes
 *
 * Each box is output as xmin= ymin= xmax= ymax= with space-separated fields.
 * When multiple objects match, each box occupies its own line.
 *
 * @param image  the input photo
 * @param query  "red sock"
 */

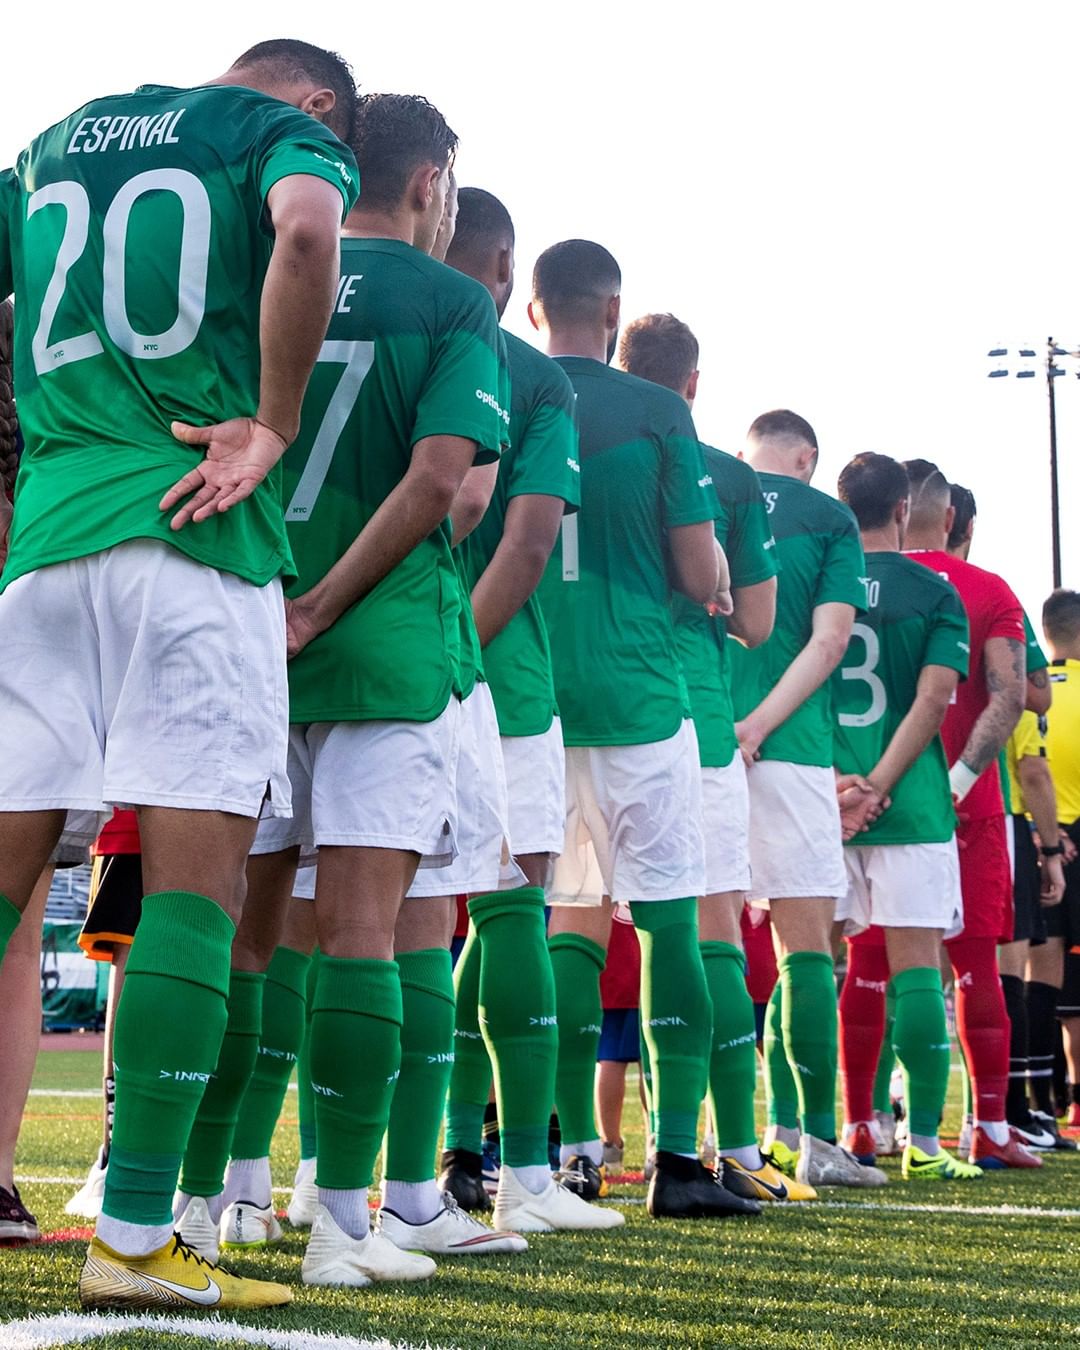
xmin=948 ymin=935 xmax=1009 ymax=1121
xmin=839 ymin=939 xmax=890 ymax=1124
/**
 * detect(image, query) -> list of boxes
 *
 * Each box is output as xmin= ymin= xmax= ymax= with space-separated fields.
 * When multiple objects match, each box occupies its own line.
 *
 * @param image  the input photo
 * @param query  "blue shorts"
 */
xmin=598 ymin=1007 xmax=640 ymax=1063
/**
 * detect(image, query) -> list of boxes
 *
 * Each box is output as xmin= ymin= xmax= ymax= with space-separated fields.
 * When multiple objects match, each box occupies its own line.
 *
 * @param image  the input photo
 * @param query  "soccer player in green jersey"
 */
xmin=832 ymin=453 xmax=981 ymax=1180
xmin=532 ymin=241 xmax=760 ymax=1220
xmin=729 ymin=411 xmax=885 ymax=1187
xmin=204 ymin=93 xmax=528 ymax=1283
xmin=617 ymin=313 xmax=816 ymax=1204
xmin=431 ymin=189 xmax=616 ymax=1232
xmin=0 ymin=39 xmax=359 ymax=1310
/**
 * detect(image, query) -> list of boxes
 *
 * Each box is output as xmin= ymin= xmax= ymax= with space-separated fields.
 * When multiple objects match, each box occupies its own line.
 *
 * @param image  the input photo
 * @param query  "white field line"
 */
xmin=28 ymin=1086 xmax=298 ymax=1097
xmin=608 ymin=1195 xmax=1080 ymax=1218
xmin=15 ymin=1175 xmax=293 ymax=1192
xmin=0 ymin=1311 xmax=453 ymax=1350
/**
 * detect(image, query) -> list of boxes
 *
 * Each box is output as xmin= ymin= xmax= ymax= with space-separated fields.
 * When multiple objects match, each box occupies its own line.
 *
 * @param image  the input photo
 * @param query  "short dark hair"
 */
xmin=230 ymin=39 xmax=358 ymax=141
xmin=532 ymin=240 xmax=621 ymax=323
xmin=948 ymin=483 xmax=977 ymax=550
xmin=902 ymin=458 xmax=951 ymax=529
xmin=837 ymin=453 xmax=910 ymax=530
xmin=617 ymin=314 xmax=699 ymax=394
xmin=447 ymin=187 xmax=515 ymax=261
xmin=747 ymin=409 xmax=817 ymax=451
xmin=1043 ymin=588 xmax=1080 ymax=645
xmin=350 ymin=94 xmax=458 ymax=212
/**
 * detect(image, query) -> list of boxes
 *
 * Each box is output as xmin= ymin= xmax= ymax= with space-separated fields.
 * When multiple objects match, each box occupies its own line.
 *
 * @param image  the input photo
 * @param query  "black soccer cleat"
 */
xmin=555 ymin=1154 xmax=607 ymax=1201
xmin=437 ymin=1148 xmax=492 ymax=1213
xmin=647 ymin=1151 xmax=762 ymax=1219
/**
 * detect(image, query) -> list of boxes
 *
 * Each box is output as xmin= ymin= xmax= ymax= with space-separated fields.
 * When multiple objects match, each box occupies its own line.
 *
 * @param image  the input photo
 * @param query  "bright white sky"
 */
xmin=5 ymin=0 xmax=1080 ymax=625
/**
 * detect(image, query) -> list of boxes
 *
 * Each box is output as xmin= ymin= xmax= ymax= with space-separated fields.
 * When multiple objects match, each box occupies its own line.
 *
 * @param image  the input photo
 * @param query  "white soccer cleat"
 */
xmin=174 ymin=1194 xmax=221 ymax=1264
xmin=492 ymin=1165 xmax=625 ymax=1232
xmin=378 ymin=1193 xmax=527 ymax=1255
xmin=957 ymin=1115 xmax=973 ymax=1158
xmin=287 ymin=1157 xmax=318 ymax=1228
xmin=65 ymin=1152 xmax=108 ymax=1218
xmin=301 ymin=1204 xmax=436 ymax=1287
xmin=795 ymin=1135 xmax=888 ymax=1188
xmin=219 ymin=1198 xmax=283 ymax=1251
xmin=874 ymin=1110 xmax=900 ymax=1157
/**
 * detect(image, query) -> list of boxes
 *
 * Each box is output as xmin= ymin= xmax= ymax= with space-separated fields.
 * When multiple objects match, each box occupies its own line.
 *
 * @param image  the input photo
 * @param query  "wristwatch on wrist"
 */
xmin=1040 ymin=842 xmax=1065 ymax=858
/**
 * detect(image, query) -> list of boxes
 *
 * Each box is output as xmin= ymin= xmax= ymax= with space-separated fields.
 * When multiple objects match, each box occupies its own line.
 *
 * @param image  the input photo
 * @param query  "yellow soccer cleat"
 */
xmin=722 ymin=1156 xmax=818 ymax=1201
xmin=762 ymin=1139 xmax=799 ymax=1178
xmin=902 ymin=1145 xmax=983 ymax=1181
xmin=79 ymin=1232 xmax=292 ymax=1310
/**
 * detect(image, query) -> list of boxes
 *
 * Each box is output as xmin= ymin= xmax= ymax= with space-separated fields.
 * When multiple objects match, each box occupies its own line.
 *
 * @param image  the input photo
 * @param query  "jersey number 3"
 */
xmin=838 ymin=622 xmax=887 ymax=728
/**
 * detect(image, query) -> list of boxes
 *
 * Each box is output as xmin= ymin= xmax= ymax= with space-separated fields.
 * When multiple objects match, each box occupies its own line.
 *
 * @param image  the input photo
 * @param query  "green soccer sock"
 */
xmin=700 ymin=941 xmax=758 ymax=1152
xmin=310 ymin=956 xmax=402 ymax=1190
xmin=231 ymin=946 xmax=311 ymax=1160
xmin=780 ymin=950 xmax=839 ymax=1142
xmin=471 ymin=888 xmax=558 ymax=1167
xmin=443 ymin=923 xmax=491 ymax=1155
xmin=549 ymin=931 xmax=605 ymax=1145
xmin=0 ymin=893 xmax=21 ymax=965
xmin=297 ymin=948 xmax=320 ymax=1161
xmin=891 ymin=966 xmax=951 ymax=1140
xmin=639 ymin=1021 xmax=656 ymax=1138
xmin=873 ymin=981 xmax=897 ymax=1115
xmin=102 ymin=892 xmax=234 ymax=1227
xmin=763 ymin=983 xmax=799 ymax=1130
xmin=178 ymin=968 xmax=264 ymax=1198
xmin=384 ymin=948 xmax=456 ymax=1182
xmin=631 ymin=898 xmax=711 ymax=1156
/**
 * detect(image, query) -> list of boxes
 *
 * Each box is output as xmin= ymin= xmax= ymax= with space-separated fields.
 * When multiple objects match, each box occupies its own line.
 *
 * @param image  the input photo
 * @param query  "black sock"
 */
xmin=1025 ymin=981 xmax=1059 ymax=1115
xmin=1002 ymin=974 xmax=1029 ymax=1123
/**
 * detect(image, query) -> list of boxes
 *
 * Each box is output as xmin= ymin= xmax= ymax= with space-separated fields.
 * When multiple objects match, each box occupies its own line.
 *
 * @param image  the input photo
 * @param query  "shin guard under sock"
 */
xmin=838 ymin=941 xmax=889 ymax=1125
xmin=874 ymin=981 xmax=897 ymax=1115
xmin=384 ymin=948 xmax=456 ymax=1183
xmin=780 ymin=950 xmax=839 ymax=1142
xmin=763 ymin=982 xmax=800 ymax=1131
xmin=631 ymin=899 xmax=711 ymax=1156
xmin=231 ymin=946 xmax=312 ymax=1161
xmin=471 ymin=888 xmax=558 ymax=1168
xmin=310 ymin=957 xmax=402 ymax=1190
xmin=948 ymin=936 xmax=1009 ymax=1121
xmin=102 ymin=892 xmax=234 ymax=1227
xmin=179 ymin=968 xmax=265 ymax=1198
xmin=297 ymin=949 xmax=320 ymax=1161
xmin=700 ymin=941 xmax=757 ymax=1151
xmin=443 ymin=923 xmax=491 ymax=1155
xmin=891 ymin=966 xmax=950 ymax=1139
xmin=549 ymin=931 xmax=605 ymax=1147
xmin=1001 ymin=973 xmax=1029 ymax=1122
xmin=1026 ymin=980 xmax=1059 ymax=1114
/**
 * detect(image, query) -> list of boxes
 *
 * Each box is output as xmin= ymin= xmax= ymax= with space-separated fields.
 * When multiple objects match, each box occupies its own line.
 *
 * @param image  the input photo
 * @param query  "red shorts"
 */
xmin=741 ymin=907 xmax=778 ymax=1004
xmin=949 ymin=813 xmax=1013 ymax=944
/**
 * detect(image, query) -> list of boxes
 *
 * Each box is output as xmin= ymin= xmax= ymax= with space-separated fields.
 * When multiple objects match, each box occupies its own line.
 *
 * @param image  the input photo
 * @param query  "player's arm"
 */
xmin=726 ymin=576 xmax=777 ymax=649
xmin=449 ymin=462 xmax=500 ymax=545
xmin=469 ymin=494 xmax=567 ymax=647
xmin=285 ymin=434 xmax=478 ymax=657
xmin=670 ymin=522 xmax=723 ymax=605
xmin=1026 ymin=665 xmax=1051 ymax=715
xmin=950 ymin=635 xmax=1025 ymax=800
xmin=838 ymin=663 xmax=957 ymax=840
xmin=162 ymin=175 xmax=344 ymax=528
xmin=1016 ymin=753 xmax=1066 ymax=904
xmin=736 ymin=601 xmax=855 ymax=762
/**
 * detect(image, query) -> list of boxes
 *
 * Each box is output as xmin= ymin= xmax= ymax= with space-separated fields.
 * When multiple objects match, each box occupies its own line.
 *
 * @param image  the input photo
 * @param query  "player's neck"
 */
xmin=746 ymin=450 xmax=807 ymax=482
xmin=901 ymin=525 xmax=947 ymax=553
xmin=541 ymin=323 xmax=610 ymax=363
xmin=1051 ymin=644 xmax=1080 ymax=663
xmin=860 ymin=525 xmax=900 ymax=553
xmin=343 ymin=205 xmax=424 ymax=248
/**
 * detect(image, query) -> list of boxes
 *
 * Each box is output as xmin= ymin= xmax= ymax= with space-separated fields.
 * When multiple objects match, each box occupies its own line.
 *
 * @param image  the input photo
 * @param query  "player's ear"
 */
xmin=527 ymin=300 xmax=541 ymax=332
xmin=685 ymin=369 xmax=700 ymax=402
xmin=607 ymin=293 xmax=621 ymax=330
xmin=497 ymin=247 xmax=513 ymax=286
xmin=945 ymin=503 xmax=956 ymax=536
xmin=300 ymin=87 xmax=337 ymax=125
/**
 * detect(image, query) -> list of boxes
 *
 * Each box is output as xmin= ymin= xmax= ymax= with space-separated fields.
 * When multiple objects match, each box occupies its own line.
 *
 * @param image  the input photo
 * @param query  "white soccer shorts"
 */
xmin=838 ymin=839 xmax=963 ymax=938
xmin=252 ymin=700 xmax=460 ymax=865
xmin=702 ymin=750 xmax=752 ymax=895
xmin=550 ymin=719 xmax=707 ymax=907
xmin=502 ymin=717 xmax=567 ymax=857
xmin=0 ymin=540 xmax=289 ymax=847
xmin=746 ymin=760 xmax=847 ymax=902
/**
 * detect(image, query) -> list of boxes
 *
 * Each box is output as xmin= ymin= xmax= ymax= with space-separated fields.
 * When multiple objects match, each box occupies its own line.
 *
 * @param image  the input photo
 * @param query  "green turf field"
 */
xmin=3 ymin=1051 xmax=1079 ymax=1349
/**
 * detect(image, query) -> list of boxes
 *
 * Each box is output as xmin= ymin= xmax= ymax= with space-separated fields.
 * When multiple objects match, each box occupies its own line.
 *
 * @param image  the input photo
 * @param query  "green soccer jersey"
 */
xmin=1023 ymin=609 xmax=1047 ymax=674
xmin=674 ymin=446 xmax=778 ymax=767
xmin=537 ymin=357 xmax=717 ymax=747
xmin=282 ymin=238 xmax=507 ymax=724
xmin=729 ymin=471 xmax=865 ymax=766
xmin=833 ymin=552 xmax=969 ymax=844
xmin=0 ymin=83 xmax=358 ymax=591
xmin=458 ymin=331 xmax=580 ymax=737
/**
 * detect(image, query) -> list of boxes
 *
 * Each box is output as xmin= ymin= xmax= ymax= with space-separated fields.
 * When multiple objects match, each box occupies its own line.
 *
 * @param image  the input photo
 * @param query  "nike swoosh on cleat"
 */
xmin=752 ymin=1174 xmax=790 ymax=1200
xmin=141 ymin=1274 xmax=222 ymax=1306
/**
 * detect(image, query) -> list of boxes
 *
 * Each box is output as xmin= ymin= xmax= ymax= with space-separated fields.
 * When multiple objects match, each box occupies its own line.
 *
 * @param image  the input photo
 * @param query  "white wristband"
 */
xmin=949 ymin=760 xmax=980 ymax=803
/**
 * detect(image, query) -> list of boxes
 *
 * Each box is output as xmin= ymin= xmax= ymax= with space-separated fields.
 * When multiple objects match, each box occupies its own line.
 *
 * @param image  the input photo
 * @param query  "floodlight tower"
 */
xmin=987 ymin=337 xmax=1080 ymax=589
